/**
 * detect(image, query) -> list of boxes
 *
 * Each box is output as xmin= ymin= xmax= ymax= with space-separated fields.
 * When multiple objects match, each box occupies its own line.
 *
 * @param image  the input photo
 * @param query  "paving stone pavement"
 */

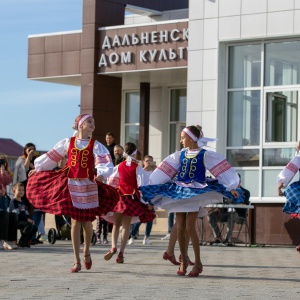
xmin=0 ymin=236 xmax=299 ymax=300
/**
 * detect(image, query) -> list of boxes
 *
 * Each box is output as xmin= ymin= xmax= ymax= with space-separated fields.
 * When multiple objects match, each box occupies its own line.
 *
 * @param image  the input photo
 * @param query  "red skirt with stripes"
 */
xmin=103 ymin=195 xmax=156 ymax=224
xmin=27 ymin=170 xmax=119 ymax=222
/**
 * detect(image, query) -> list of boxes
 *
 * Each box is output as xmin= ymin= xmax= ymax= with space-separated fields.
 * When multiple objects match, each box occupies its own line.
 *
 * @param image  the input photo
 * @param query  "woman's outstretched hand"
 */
xmin=277 ymin=182 xmax=284 ymax=196
xmin=230 ymin=189 xmax=239 ymax=198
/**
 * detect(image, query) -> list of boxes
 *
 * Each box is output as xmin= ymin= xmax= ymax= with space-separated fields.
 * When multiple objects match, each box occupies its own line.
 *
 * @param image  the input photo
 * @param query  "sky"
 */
xmin=0 ymin=0 xmax=83 ymax=151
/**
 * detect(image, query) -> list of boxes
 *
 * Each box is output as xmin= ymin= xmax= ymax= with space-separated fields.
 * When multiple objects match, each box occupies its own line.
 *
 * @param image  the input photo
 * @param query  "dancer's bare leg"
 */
xmin=71 ymin=218 xmax=81 ymax=264
xmin=166 ymin=221 xmax=177 ymax=256
xmin=185 ymin=231 xmax=190 ymax=256
xmin=186 ymin=212 xmax=201 ymax=268
xmin=82 ymin=221 xmax=93 ymax=262
xmin=176 ymin=212 xmax=187 ymax=271
xmin=112 ymin=213 xmax=122 ymax=249
xmin=120 ymin=215 xmax=132 ymax=253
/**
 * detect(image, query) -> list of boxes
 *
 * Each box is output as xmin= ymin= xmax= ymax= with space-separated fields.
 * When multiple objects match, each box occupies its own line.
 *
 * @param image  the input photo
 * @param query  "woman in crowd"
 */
xmin=13 ymin=143 xmax=37 ymax=217
xmin=0 ymin=153 xmax=14 ymax=198
xmin=139 ymin=125 xmax=243 ymax=277
xmin=27 ymin=114 xmax=119 ymax=272
xmin=0 ymin=153 xmax=13 ymax=190
xmin=103 ymin=143 xmax=156 ymax=264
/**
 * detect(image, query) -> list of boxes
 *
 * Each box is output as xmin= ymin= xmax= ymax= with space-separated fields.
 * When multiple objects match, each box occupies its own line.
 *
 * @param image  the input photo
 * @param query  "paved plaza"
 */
xmin=0 ymin=236 xmax=299 ymax=300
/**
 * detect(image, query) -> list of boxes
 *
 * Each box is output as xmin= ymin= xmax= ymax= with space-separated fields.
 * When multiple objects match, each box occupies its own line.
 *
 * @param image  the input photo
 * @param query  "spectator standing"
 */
xmin=0 ymin=154 xmax=14 ymax=199
xmin=0 ymin=154 xmax=13 ymax=188
xmin=113 ymin=144 xmax=125 ymax=166
xmin=12 ymin=143 xmax=38 ymax=217
xmin=105 ymin=132 xmax=116 ymax=161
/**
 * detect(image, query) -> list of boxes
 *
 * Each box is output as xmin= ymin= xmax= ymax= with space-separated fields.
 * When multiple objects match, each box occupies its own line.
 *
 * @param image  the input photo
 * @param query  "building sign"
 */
xmin=98 ymin=21 xmax=188 ymax=73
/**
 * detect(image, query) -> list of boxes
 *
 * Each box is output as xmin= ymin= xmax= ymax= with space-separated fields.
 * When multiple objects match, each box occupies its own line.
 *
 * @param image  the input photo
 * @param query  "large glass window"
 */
xmin=228 ymin=44 xmax=261 ymax=88
xmin=124 ymin=92 xmax=140 ymax=147
xmin=227 ymin=90 xmax=260 ymax=147
xmin=265 ymin=91 xmax=297 ymax=142
xmin=263 ymin=148 xmax=294 ymax=167
xmin=227 ymin=149 xmax=259 ymax=167
xmin=265 ymin=41 xmax=300 ymax=86
xmin=227 ymin=41 xmax=300 ymax=200
xmin=169 ymin=89 xmax=186 ymax=153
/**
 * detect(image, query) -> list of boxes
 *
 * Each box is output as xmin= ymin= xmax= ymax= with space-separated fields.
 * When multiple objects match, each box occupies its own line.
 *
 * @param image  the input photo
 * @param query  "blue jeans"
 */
xmin=131 ymin=221 xmax=153 ymax=238
xmin=32 ymin=210 xmax=43 ymax=229
xmin=32 ymin=210 xmax=44 ymax=239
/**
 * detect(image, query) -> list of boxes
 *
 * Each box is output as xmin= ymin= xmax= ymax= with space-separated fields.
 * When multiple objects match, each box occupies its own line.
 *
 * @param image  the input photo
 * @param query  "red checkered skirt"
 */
xmin=103 ymin=195 xmax=156 ymax=224
xmin=26 ymin=170 xmax=119 ymax=222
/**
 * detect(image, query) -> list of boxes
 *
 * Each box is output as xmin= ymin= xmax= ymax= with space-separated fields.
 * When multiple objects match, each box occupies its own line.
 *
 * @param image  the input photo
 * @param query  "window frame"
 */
xmin=168 ymin=87 xmax=187 ymax=154
xmin=226 ymin=39 xmax=300 ymax=202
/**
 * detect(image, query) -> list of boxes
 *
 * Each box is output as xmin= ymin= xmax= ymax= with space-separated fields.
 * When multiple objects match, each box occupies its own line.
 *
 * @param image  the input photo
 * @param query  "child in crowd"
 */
xmin=0 ymin=184 xmax=18 ymax=250
xmin=9 ymin=183 xmax=37 ymax=248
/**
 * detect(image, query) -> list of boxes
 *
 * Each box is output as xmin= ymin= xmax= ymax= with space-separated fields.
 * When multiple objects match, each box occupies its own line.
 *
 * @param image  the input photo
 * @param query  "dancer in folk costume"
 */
xmin=27 ymin=114 xmax=119 ymax=272
xmin=103 ymin=142 xmax=156 ymax=264
xmin=139 ymin=125 xmax=244 ymax=277
xmin=277 ymin=146 xmax=300 ymax=255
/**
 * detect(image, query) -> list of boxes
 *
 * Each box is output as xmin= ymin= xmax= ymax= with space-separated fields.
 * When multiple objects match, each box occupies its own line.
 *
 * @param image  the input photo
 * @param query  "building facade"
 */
xmin=28 ymin=0 xmax=300 ymax=245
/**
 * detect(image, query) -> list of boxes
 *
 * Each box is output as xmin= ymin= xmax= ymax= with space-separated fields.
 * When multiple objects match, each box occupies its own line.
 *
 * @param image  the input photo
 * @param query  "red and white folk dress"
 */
xmin=27 ymin=137 xmax=119 ymax=222
xmin=103 ymin=159 xmax=156 ymax=224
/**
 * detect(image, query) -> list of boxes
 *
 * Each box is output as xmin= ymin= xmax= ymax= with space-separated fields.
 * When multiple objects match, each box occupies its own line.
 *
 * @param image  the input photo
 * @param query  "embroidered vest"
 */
xmin=117 ymin=160 xmax=140 ymax=199
xmin=176 ymin=149 xmax=206 ymax=183
xmin=66 ymin=137 xmax=95 ymax=180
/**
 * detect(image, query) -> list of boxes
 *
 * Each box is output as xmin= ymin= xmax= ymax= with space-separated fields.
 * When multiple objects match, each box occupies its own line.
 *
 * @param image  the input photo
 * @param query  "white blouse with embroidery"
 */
xmin=277 ymin=154 xmax=300 ymax=188
xmin=106 ymin=163 xmax=147 ymax=188
xmin=34 ymin=138 xmax=114 ymax=209
xmin=150 ymin=148 xmax=239 ymax=191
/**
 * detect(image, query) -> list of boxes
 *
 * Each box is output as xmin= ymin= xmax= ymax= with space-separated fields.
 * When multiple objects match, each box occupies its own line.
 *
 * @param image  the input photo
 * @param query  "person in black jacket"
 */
xmin=9 ymin=183 xmax=37 ymax=248
xmin=0 ymin=184 xmax=18 ymax=250
xmin=105 ymin=132 xmax=116 ymax=161
xmin=207 ymin=174 xmax=250 ymax=246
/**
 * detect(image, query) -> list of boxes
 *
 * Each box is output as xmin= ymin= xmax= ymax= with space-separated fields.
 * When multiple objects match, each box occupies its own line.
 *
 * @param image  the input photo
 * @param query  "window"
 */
xmin=228 ymin=44 xmax=261 ymax=88
xmin=227 ymin=41 xmax=300 ymax=200
xmin=169 ymin=89 xmax=186 ymax=153
xmin=124 ymin=92 xmax=140 ymax=147
xmin=265 ymin=41 xmax=300 ymax=86
xmin=265 ymin=91 xmax=297 ymax=143
xmin=227 ymin=90 xmax=260 ymax=147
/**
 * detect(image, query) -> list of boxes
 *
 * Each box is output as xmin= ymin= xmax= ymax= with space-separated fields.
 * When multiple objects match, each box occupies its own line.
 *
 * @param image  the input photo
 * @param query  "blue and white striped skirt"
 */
xmin=139 ymin=181 xmax=244 ymax=213
xmin=283 ymin=181 xmax=300 ymax=214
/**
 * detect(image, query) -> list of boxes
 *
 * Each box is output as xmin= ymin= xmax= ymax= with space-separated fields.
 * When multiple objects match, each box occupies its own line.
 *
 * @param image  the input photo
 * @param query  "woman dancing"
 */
xmin=277 ymin=147 xmax=300 ymax=255
xmin=103 ymin=142 xmax=156 ymax=264
xmin=139 ymin=125 xmax=243 ymax=277
xmin=27 ymin=114 xmax=119 ymax=272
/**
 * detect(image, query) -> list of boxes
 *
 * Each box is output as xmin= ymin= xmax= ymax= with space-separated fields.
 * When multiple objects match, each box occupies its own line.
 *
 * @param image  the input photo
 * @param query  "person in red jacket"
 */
xmin=103 ymin=142 xmax=156 ymax=264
